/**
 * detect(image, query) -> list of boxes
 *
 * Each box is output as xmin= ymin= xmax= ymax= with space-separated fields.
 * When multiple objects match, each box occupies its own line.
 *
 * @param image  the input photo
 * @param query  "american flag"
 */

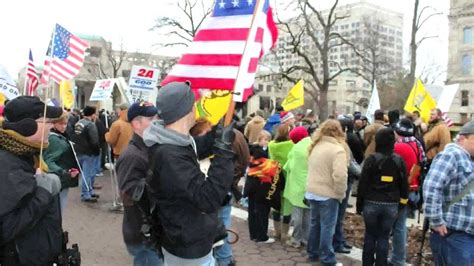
xmin=26 ymin=49 xmax=39 ymax=96
xmin=161 ymin=0 xmax=278 ymax=102
xmin=40 ymin=24 xmax=89 ymax=84
xmin=442 ymin=112 xmax=454 ymax=127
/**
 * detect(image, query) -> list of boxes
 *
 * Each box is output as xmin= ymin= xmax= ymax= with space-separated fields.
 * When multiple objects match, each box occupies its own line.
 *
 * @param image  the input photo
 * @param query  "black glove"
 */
xmin=213 ymin=119 xmax=236 ymax=152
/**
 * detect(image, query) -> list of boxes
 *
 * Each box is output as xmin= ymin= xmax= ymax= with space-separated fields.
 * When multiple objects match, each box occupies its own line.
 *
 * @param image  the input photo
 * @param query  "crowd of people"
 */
xmin=0 ymin=81 xmax=472 ymax=266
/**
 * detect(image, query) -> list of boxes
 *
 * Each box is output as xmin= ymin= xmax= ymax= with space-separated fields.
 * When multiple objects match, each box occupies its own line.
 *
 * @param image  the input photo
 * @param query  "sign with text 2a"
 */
xmin=128 ymin=66 xmax=160 ymax=92
xmin=90 ymin=79 xmax=115 ymax=101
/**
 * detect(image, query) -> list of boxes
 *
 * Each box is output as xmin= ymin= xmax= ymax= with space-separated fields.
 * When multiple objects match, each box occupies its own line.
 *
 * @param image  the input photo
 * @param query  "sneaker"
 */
xmin=96 ymin=172 xmax=104 ymax=177
xmin=91 ymin=194 xmax=100 ymax=199
xmin=257 ymin=238 xmax=275 ymax=244
xmin=286 ymin=239 xmax=302 ymax=248
xmin=81 ymin=198 xmax=98 ymax=203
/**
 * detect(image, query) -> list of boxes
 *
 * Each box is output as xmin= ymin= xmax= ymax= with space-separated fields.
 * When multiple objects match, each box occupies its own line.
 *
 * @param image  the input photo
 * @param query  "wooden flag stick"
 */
xmin=223 ymin=0 xmax=262 ymax=126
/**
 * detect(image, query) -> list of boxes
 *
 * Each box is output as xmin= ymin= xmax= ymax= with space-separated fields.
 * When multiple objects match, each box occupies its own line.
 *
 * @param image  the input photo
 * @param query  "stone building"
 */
xmin=446 ymin=0 xmax=474 ymax=124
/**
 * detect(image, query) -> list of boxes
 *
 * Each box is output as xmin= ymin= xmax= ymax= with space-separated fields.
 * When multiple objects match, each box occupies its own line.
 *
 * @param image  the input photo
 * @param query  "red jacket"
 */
xmin=394 ymin=142 xmax=420 ymax=191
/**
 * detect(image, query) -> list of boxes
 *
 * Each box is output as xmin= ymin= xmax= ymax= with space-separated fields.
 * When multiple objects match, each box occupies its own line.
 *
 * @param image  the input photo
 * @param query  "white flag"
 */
xmin=366 ymin=80 xmax=380 ymax=124
xmin=0 ymin=65 xmax=20 ymax=100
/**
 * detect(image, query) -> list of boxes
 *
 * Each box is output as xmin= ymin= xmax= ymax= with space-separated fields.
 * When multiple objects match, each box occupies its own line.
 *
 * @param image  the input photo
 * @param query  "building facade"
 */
xmin=250 ymin=0 xmax=404 ymax=116
xmin=446 ymin=0 xmax=474 ymax=124
xmin=19 ymin=34 xmax=176 ymax=110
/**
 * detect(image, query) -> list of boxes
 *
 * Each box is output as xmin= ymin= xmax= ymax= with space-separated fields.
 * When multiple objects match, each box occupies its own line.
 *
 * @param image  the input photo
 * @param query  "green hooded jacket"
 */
xmin=283 ymin=137 xmax=311 ymax=209
xmin=268 ymin=140 xmax=294 ymax=215
xmin=43 ymin=132 xmax=79 ymax=189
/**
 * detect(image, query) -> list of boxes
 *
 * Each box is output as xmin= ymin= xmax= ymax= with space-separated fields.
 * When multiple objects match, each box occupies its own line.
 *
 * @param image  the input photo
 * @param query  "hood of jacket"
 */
xmin=143 ymin=120 xmax=193 ymax=147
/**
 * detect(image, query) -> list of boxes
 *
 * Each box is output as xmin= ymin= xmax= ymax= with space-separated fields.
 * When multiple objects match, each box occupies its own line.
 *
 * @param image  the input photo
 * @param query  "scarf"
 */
xmin=248 ymin=158 xmax=280 ymax=183
xmin=0 ymin=129 xmax=49 ymax=172
xmin=399 ymin=136 xmax=427 ymax=165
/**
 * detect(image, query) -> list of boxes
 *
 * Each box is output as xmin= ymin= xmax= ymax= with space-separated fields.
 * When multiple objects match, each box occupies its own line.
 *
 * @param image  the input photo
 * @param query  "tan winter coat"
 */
xmin=424 ymin=121 xmax=451 ymax=160
xmin=306 ymin=136 xmax=348 ymax=201
xmin=244 ymin=115 xmax=265 ymax=144
xmin=363 ymin=120 xmax=385 ymax=158
xmin=105 ymin=111 xmax=133 ymax=157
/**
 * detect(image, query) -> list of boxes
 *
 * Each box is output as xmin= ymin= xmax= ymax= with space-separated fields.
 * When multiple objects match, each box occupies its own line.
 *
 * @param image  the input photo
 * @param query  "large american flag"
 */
xmin=40 ymin=24 xmax=89 ymax=84
xmin=26 ymin=49 xmax=39 ymax=96
xmin=161 ymin=0 xmax=278 ymax=102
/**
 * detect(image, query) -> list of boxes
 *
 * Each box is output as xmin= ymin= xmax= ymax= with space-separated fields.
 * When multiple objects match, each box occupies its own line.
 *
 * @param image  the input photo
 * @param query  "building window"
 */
xmin=462 ymin=54 xmax=471 ymax=75
xmin=257 ymin=84 xmax=264 ymax=92
xmin=266 ymin=85 xmax=272 ymax=92
xmin=461 ymin=90 xmax=469 ymax=106
xmin=464 ymin=27 xmax=472 ymax=44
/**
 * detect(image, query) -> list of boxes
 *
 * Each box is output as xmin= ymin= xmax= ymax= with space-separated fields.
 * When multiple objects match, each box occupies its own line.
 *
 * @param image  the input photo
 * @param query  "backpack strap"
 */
xmin=444 ymin=179 xmax=474 ymax=212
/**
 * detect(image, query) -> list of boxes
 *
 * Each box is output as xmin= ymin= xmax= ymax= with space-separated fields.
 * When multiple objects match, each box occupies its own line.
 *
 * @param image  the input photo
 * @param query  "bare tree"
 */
xmin=351 ymin=16 xmax=399 ymax=89
xmin=273 ymin=0 xmax=355 ymax=120
xmin=408 ymin=0 xmax=442 ymax=89
xmin=151 ymin=0 xmax=212 ymax=47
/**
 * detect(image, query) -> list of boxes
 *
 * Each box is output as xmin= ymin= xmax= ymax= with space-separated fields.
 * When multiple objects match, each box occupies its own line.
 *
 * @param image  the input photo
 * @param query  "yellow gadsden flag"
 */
xmin=59 ymin=80 xmax=74 ymax=109
xmin=404 ymin=79 xmax=437 ymax=123
xmin=195 ymin=90 xmax=232 ymax=125
xmin=281 ymin=80 xmax=304 ymax=111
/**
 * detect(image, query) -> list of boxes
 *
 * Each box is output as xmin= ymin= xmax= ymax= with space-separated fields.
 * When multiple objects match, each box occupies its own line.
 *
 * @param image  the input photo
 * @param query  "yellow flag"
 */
xmin=59 ymin=80 xmax=74 ymax=109
xmin=195 ymin=90 xmax=232 ymax=125
xmin=281 ymin=80 xmax=304 ymax=111
xmin=0 ymin=93 xmax=6 ymax=105
xmin=404 ymin=79 xmax=437 ymax=123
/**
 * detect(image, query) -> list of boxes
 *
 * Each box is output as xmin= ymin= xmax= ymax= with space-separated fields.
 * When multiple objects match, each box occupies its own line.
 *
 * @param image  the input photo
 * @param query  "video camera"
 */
xmin=56 ymin=231 xmax=81 ymax=266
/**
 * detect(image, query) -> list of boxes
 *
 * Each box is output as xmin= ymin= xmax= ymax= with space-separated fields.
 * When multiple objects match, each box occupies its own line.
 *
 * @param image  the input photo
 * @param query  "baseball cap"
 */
xmin=127 ymin=101 xmax=158 ymax=122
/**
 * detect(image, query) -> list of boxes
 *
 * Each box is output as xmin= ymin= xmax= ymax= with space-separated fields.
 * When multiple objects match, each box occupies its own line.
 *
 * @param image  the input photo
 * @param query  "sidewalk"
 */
xmin=230 ymin=208 xmax=361 ymax=266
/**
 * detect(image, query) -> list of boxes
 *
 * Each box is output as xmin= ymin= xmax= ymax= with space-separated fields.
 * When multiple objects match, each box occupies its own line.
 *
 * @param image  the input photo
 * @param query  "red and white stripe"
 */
xmin=26 ymin=56 xmax=39 ymax=96
xmin=162 ymin=1 xmax=278 ymax=102
xmin=40 ymin=34 xmax=88 ymax=84
xmin=442 ymin=112 xmax=454 ymax=127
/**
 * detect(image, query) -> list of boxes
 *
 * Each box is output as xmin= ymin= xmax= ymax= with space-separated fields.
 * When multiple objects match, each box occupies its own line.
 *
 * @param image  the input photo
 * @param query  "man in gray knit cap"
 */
xmin=143 ymin=81 xmax=236 ymax=265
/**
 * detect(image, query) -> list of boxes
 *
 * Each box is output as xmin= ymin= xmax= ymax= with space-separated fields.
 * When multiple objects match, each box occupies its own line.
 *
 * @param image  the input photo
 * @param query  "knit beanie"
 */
xmin=289 ymin=126 xmax=309 ymax=144
xmin=156 ymin=81 xmax=195 ymax=125
xmin=280 ymin=111 xmax=295 ymax=123
xmin=394 ymin=118 xmax=415 ymax=137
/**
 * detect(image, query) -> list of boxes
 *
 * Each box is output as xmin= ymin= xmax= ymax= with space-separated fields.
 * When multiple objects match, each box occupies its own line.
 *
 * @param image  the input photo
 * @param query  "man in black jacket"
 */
xmin=0 ymin=96 xmax=63 ymax=265
xmin=143 ymin=81 xmax=235 ymax=265
xmin=71 ymin=106 xmax=100 ymax=202
xmin=116 ymin=101 xmax=162 ymax=265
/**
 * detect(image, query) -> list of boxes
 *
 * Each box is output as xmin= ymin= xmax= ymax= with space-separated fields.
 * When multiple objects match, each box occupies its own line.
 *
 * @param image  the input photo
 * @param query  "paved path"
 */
xmin=63 ymin=171 xmax=361 ymax=265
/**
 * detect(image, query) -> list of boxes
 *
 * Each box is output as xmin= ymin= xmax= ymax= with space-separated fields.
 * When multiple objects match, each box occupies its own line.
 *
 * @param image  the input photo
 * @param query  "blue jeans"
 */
xmin=430 ymin=230 xmax=474 ymax=266
xmin=163 ymin=248 xmax=215 ymax=266
xmin=126 ymin=243 xmax=163 ymax=266
xmin=334 ymin=177 xmax=353 ymax=250
xmin=215 ymin=202 xmax=233 ymax=266
xmin=390 ymin=206 xmax=407 ymax=266
xmin=78 ymin=155 xmax=96 ymax=200
xmin=307 ymin=198 xmax=339 ymax=265
xmin=94 ymin=154 xmax=101 ymax=175
xmin=291 ymin=206 xmax=310 ymax=244
xmin=362 ymin=201 xmax=398 ymax=266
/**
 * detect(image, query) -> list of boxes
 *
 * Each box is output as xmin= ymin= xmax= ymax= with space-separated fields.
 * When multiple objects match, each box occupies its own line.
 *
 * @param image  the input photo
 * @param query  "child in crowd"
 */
xmin=244 ymin=144 xmax=281 ymax=244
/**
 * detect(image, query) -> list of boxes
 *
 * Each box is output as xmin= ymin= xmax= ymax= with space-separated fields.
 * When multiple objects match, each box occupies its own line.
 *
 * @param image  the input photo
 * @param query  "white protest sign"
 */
xmin=90 ymin=79 xmax=115 ymax=101
xmin=0 ymin=65 xmax=20 ymax=100
xmin=128 ymin=66 xmax=160 ymax=92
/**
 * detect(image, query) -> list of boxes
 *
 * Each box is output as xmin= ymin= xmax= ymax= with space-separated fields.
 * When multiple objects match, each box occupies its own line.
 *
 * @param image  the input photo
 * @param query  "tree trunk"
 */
xmin=318 ymin=87 xmax=329 ymax=122
xmin=408 ymin=0 xmax=419 ymax=89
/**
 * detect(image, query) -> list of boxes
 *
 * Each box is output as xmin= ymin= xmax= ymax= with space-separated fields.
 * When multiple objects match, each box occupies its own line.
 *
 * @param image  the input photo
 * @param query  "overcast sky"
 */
xmin=1 ymin=0 xmax=449 ymax=84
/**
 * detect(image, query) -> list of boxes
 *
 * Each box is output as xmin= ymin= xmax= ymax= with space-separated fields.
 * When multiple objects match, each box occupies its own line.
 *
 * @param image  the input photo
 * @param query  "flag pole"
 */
xmin=224 ymin=0 xmax=262 ymax=126
xmin=23 ymin=50 xmax=30 ymax=96
xmin=39 ymin=24 xmax=56 ymax=171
